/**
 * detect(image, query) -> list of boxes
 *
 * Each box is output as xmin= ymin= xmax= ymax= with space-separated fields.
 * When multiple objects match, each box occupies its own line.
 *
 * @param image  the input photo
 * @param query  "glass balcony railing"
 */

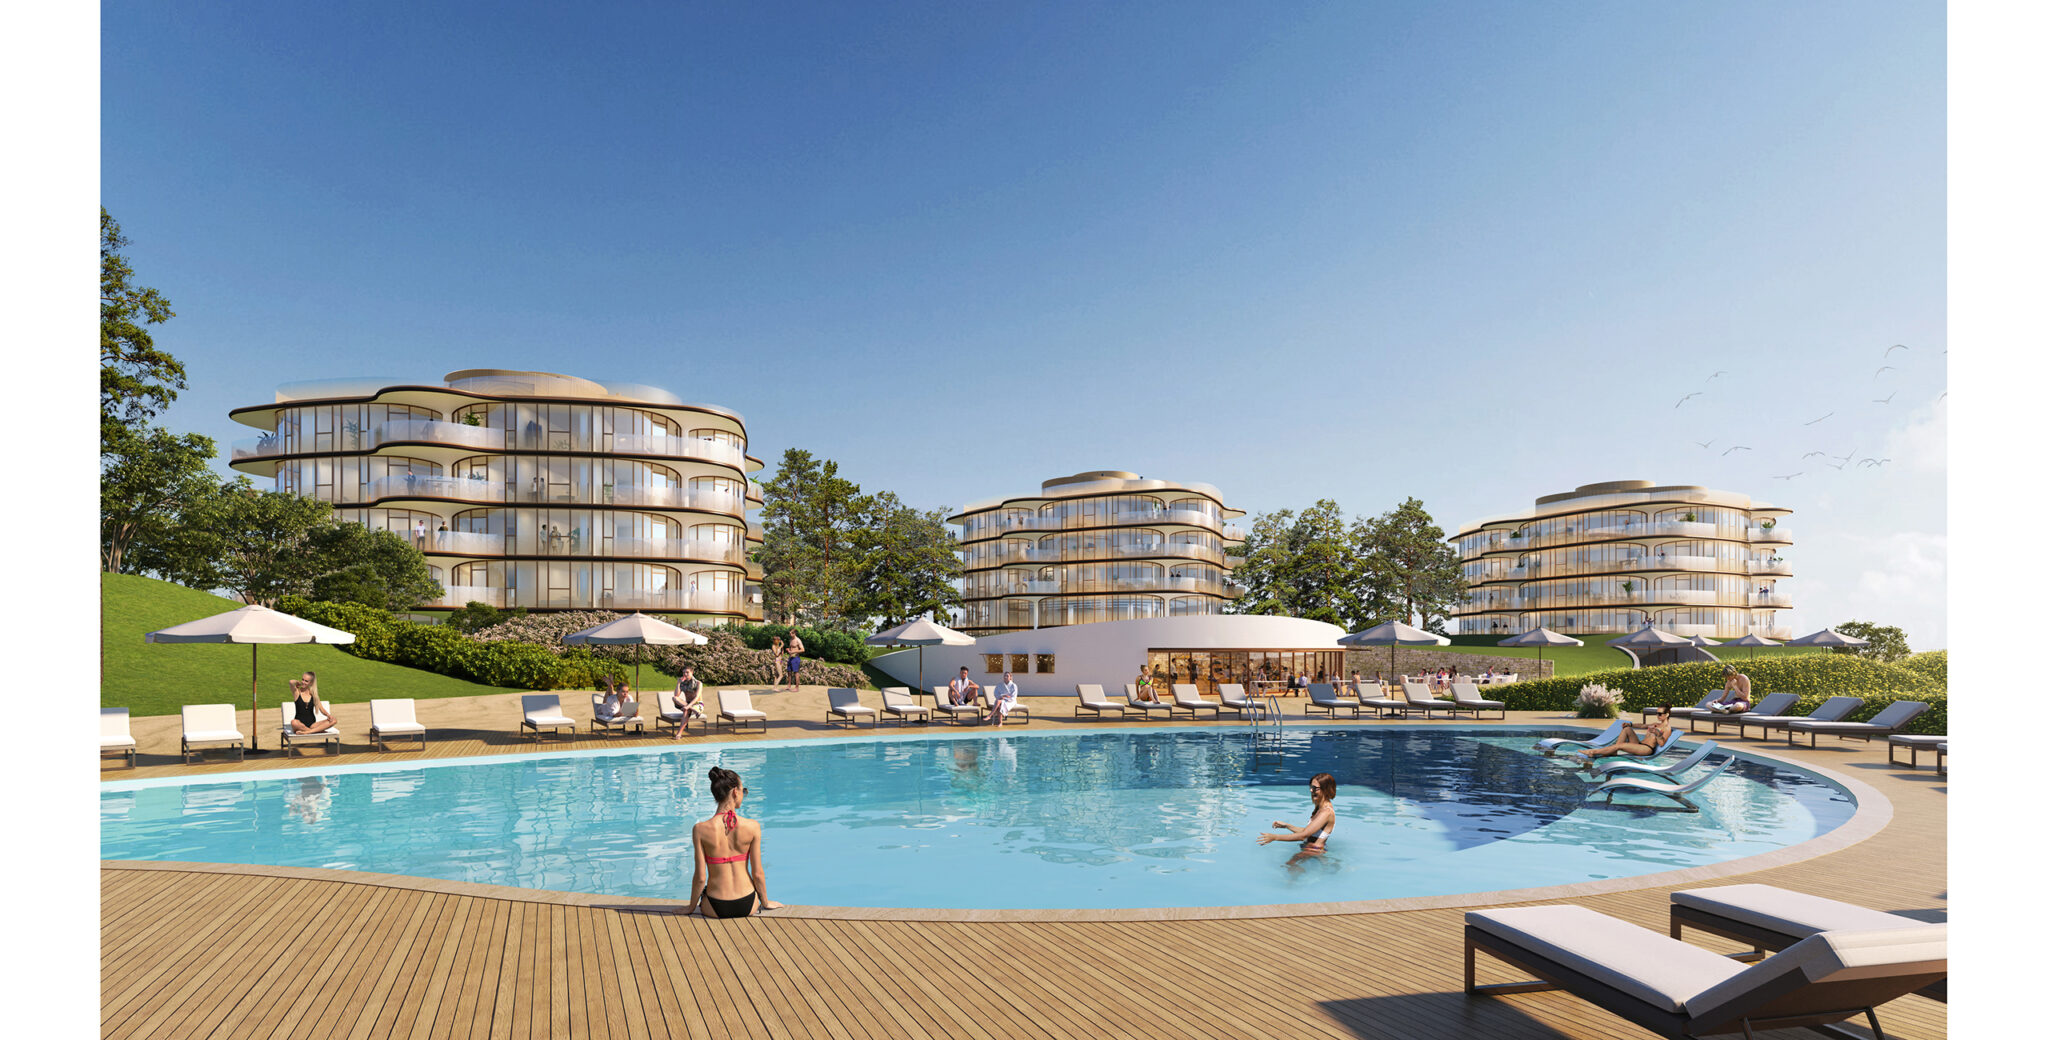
xmin=1747 ymin=559 xmax=1793 ymax=576
xmin=366 ymin=476 xmax=747 ymax=516
xmin=430 ymin=585 xmax=504 ymax=608
xmin=611 ymin=434 xmax=747 ymax=468
xmin=976 ymin=542 xmax=1228 ymax=568
xmin=374 ymin=420 xmax=505 ymax=452
xmin=230 ymin=436 xmax=284 ymax=462
xmin=1749 ymin=591 xmax=1791 ymax=607
xmin=367 ymin=474 xmax=504 ymax=505
xmin=421 ymin=530 xmax=504 ymax=555
xmin=427 ymin=587 xmax=748 ymax=614
xmin=987 ymin=510 xmax=1231 ymax=537
xmin=1748 ymin=524 xmax=1791 ymax=542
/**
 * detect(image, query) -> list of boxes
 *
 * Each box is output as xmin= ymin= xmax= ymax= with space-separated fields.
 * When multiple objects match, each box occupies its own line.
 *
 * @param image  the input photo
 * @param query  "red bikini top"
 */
xmin=706 ymin=809 xmax=746 ymax=864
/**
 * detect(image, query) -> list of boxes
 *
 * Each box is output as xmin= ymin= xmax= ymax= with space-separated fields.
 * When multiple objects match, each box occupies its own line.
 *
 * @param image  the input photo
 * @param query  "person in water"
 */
xmin=1258 ymin=772 xmax=1337 ymax=857
xmin=683 ymin=766 xmax=781 ymax=918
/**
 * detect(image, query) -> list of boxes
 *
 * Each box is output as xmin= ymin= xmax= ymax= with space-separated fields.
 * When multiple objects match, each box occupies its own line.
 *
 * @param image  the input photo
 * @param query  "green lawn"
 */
xmin=102 ymin=573 xmax=524 ymax=718
xmin=1437 ymin=634 xmax=1828 ymax=677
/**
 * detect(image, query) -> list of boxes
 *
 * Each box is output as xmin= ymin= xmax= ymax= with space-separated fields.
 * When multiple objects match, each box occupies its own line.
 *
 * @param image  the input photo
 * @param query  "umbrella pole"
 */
xmin=249 ymin=644 xmax=265 ymax=754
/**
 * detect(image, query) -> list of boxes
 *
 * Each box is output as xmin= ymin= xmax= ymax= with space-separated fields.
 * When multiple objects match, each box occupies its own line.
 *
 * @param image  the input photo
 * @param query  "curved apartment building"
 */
xmin=228 ymin=369 xmax=765 ymax=621
xmin=949 ymin=470 xmax=1246 ymax=636
xmin=1450 ymin=480 xmax=1792 ymax=639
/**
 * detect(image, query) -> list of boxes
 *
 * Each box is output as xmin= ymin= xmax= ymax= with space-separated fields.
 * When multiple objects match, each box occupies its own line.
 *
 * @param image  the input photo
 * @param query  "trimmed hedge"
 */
xmin=1898 ymin=649 xmax=1947 ymax=686
xmin=1493 ymin=655 xmax=1946 ymax=735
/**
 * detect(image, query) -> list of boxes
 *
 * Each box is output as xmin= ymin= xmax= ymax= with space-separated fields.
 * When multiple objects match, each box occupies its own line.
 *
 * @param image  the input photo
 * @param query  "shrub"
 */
xmin=470 ymin=613 xmax=872 ymax=689
xmin=1494 ymin=655 xmax=1946 ymax=734
xmin=1574 ymin=683 xmax=1619 ymax=719
xmin=722 ymin=622 xmax=873 ymax=666
xmin=1898 ymin=649 xmax=1947 ymax=686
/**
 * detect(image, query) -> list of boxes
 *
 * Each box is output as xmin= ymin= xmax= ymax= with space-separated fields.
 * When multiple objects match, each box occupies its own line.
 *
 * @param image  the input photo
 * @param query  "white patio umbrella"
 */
xmin=865 ymin=618 xmax=976 ymax=693
xmin=1785 ymin=628 xmax=1871 ymax=649
xmin=1338 ymin=619 xmax=1450 ymax=679
xmin=1605 ymin=623 xmax=1696 ymax=650
xmin=563 ymin=612 xmax=707 ymax=694
xmin=1722 ymin=632 xmax=1781 ymax=660
xmin=1496 ymin=627 xmax=1584 ymax=673
xmin=146 ymin=604 xmax=357 ymax=754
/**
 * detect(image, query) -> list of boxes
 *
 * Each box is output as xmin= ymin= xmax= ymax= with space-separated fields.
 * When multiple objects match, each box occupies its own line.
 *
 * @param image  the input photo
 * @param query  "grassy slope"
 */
xmin=1435 ymin=634 xmax=1827 ymax=677
xmin=102 ymin=573 xmax=522 ymax=718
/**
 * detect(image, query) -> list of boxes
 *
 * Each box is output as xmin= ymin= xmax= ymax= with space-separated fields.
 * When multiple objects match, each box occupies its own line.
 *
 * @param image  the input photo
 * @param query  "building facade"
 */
xmin=228 ymin=369 xmax=765 ymax=621
xmin=949 ymin=470 xmax=1246 ymax=636
xmin=1449 ymin=480 xmax=1792 ymax=639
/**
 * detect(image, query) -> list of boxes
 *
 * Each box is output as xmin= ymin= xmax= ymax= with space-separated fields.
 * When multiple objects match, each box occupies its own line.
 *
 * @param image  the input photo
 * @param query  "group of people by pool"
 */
xmin=943 ymin=666 xmax=1025 ymax=724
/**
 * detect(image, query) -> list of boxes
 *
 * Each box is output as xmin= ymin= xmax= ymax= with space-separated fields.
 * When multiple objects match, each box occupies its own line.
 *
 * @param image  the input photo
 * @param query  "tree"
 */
xmin=100 ymin=423 xmax=222 ymax=573
xmin=306 ymin=524 xmax=444 ymax=612
xmin=203 ymin=489 xmax=337 ymax=607
xmin=101 ymin=209 xmax=183 ymax=445
xmin=755 ymin=448 xmax=865 ymax=626
xmin=1360 ymin=497 xmax=1466 ymax=633
xmin=843 ymin=492 xmax=963 ymax=628
xmin=1225 ymin=500 xmax=1378 ymax=627
xmin=1832 ymin=620 xmax=1911 ymax=663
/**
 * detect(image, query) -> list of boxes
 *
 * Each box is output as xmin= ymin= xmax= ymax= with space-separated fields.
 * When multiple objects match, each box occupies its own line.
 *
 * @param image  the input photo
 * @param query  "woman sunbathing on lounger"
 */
xmin=683 ymin=767 xmax=782 ymax=918
xmin=595 ymin=676 xmax=631 ymax=723
xmin=1258 ymin=772 xmax=1337 ymax=859
xmin=1578 ymin=705 xmax=1672 ymax=761
xmin=288 ymin=672 xmax=338 ymax=733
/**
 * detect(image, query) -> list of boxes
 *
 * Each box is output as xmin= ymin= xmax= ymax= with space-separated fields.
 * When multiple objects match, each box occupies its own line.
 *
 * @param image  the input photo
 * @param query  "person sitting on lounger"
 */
xmin=288 ymin=672 xmax=338 ymax=733
xmin=683 ymin=766 xmax=782 ymax=918
xmin=948 ymin=666 xmax=981 ymax=706
xmin=1133 ymin=671 xmax=1160 ymax=703
xmin=670 ymin=666 xmax=706 ymax=739
xmin=1708 ymin=666 xmax=1752 ymax=713
xmin=1578 ymin=705 xmax=1673 ymax=761
xmin=1259 ymin=772 xmax=1337 ymax=859
xmin=595 ymin=676 xmax=630 ymax=723
xmin=983 ymin=670 xmax=1021 ymax=724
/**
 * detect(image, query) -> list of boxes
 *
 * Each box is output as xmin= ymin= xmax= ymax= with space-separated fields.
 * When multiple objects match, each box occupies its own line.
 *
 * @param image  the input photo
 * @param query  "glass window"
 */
xmin=1008 ymin=654 xmax=1030 ymax=674
xmin=982 ymin=654 xmax=1005 ymax=674
xmin=1034 ymin=654 xmax=1055 ymax=675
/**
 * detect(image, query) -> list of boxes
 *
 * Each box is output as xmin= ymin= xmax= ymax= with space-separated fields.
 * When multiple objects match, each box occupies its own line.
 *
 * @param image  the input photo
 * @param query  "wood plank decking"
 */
xmin=102 ymin=692 xmax=1947 ymax=1039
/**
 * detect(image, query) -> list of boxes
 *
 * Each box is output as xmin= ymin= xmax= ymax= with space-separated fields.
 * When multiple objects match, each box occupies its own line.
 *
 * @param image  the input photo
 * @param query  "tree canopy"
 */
xmin=1833 ymin=619 xmax=1912 ymax=663
xmin=754 ymin=449 xmax=962 ymax=631
xmin=101 ymin=209 xmax=183 ymax=444
xmin=1227 ymin=496 xmax=1465 ymax=632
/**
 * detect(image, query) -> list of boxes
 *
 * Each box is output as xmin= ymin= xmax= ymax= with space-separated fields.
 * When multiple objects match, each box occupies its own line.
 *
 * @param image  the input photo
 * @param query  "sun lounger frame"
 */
xmin=1667 ymin=887 xmax=1948 ymax=1004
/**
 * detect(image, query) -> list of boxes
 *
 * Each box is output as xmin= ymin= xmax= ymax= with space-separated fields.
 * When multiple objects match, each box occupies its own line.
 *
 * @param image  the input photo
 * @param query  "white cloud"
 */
xmin=1795 ymin=530 xmax=1947 ymax=649
xmin=1878 ymin=395 xmax=1946 ymax=474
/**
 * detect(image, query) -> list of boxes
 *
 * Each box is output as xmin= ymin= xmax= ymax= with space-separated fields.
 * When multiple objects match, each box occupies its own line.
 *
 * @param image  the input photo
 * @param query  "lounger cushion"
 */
xmin=371 ymin=723 xmax=427 ymax=736
xmin=722 ymin=709 xmax=768 ymax=720
xmin=1888 ymin=734 xmax=1945 ymax=747
xmin=184 ymin=730 xmax=246 ymax=743
xmin=1672 ymin=884 xmax=1933 ymax=938
xmin=1467 ymin=906 xmax=1745 ymax=1013
xmin=831 ymin=705 xmax=877 ymax=716
xmin=1686 ymin=926 xmax=1946 ymax=1024
xmin=101 ymin=735 xmax=138 ymax=748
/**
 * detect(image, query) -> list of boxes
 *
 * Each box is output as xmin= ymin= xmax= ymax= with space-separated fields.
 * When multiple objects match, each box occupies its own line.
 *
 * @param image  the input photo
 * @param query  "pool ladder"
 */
xmin=1244 ymin=693 xmax=1283 ymax=741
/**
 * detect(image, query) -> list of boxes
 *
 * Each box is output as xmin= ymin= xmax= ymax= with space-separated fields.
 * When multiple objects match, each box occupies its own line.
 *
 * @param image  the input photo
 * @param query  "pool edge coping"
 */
xmin=101 ymin=737 xmax=1893 ymax=922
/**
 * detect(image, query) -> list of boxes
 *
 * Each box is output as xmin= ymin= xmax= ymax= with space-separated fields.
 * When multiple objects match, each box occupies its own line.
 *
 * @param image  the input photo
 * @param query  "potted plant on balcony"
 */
xmin=1509 ymin=529 xmax=1523 ymax=540
xmin=1619 ymin=580 xmax=1635 ymax=598
xmin=1758 ymin=518 xmax=1776 ymax=530
xmin=1681 ymin=511 xmax=1697 ymax=523
xmin=460 ymin=412 xmax=485 ymax=427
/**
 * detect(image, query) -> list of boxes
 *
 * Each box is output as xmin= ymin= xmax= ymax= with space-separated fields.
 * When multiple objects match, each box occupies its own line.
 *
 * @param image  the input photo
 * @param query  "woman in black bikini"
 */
xmin=683 ymin=767 xmax=782 ymax=918
xmin=1258 ymin=772 xmax=1336 ymax=857
xmin=288 ymin=672 xmax=337 ymax=733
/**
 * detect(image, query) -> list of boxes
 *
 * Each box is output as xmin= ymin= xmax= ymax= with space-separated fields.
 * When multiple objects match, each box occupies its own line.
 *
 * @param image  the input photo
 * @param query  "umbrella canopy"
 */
xmin=867 ymin=618 xmax=977 ymax=693
xmin=1496 ymin=627 xmax=1584 ymax=675
xmin=1785 ymin=628 xmax=1871 ymax=648
xmin=563 ymin=612 xmax=707 ymax=694
xmin=1722 ymin=631 xmax=1780 ymax=659
xmin=1689 ymin=634 xmax=1722 ymax=646
xmin=1605 ymin=624 xmax=1696 ymax=649
xmin=1338 ymin=620 xmax=1449 ymax=678
xmin=146 ymin=604 xmax=357 ymax=753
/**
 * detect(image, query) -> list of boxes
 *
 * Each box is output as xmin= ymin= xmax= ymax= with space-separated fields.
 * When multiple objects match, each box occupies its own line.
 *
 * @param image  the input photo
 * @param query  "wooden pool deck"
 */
xmin=101 ymin=689 xmax=1947 ymax=1039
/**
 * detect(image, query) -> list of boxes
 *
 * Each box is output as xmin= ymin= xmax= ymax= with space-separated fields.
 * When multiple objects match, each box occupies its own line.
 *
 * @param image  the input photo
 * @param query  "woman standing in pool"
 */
xmin=683 ymin=766 xmax=782 ymax=918
xmin=783 ymin=631 xmax=804 ymax=691
xmin=1258 ymin=772 xmax=1336 ymax=858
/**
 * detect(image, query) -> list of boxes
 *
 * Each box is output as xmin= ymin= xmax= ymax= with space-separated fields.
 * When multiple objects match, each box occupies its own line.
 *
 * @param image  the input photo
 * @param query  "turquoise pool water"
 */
xmin=99 ymin=726 xmax=1855 ymax=909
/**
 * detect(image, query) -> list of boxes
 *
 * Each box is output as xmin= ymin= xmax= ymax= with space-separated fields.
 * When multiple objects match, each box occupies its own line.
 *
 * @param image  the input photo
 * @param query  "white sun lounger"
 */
xmin=1075 ymin=684 xmax=1126 ymax=718
xmin=1668 ymin=883 xmax=1949 ymax=1002
xmin=1215 ymin=683 xmax=1271 ymax=720
xmin=369 ymin=698 xmax=427 ymax=751
xmin=1450 ymin=681 xmax=1506 ymax=720
xmin=180 ymin=703 xmax=246 ymax=763
xmin=1466 ymin=904 xmax=1945 ymax=1039
xmin=1401 ymin=682 xmax=1462 ymax=716
xmin=589 ymin=693 xmax=646 ymax=737
xmin=1304 ymin=683 xmax=1361 ymax=719
xmin=520 ymin=694 xmax=577 ymax=742
xmin=882 ymin=687 xmax=931 ymax=725
xmin=1570 ymin=727 xmax=1687 ymax=769
xmin=1692 ymin=691 xmax=1800 ymax=735
xmin=1124 ymin=684 xmax=1176 ymax=718
xmin=825 ymin=687 xmax=879 ymax=728
xmin=1589 ymin=755 xmax=1733 ymax=811
xmin=716 ymin=689 xmax=769 ymax=733
xmin=101 ymin=707 xmax=137 ymax=767
xmin=1355 ymin=682 xmax=1409 ymax=717
xmin=1784 ymin=701 xmax=1929 ymax=748
xmin=657 ymin=691 xmax=704 ymax=736
xmin=1535 ymin=719 xmax=1623 ymax=756
xmin=1590 ymin=740 xmax=1718 ymax=779
xmin=278 ymin=701 xmax=342 ymax=756
xmin=933 ymin=685 xmax=983 ymax=724
xmin=1737 ymin=696 xmax=1864 ymax=740
xmin=1169 ymin=683 xmax=1222 ymax=719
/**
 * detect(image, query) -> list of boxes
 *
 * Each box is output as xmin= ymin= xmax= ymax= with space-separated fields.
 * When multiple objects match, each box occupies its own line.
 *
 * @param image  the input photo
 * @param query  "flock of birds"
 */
xmin=1672 ymin=343 xmax=1944 ymax=481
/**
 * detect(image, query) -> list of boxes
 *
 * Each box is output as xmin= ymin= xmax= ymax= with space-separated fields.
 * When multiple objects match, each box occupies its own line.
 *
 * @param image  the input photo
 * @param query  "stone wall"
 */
xmin=1342 ymin=649 xmax=1554 ymax=682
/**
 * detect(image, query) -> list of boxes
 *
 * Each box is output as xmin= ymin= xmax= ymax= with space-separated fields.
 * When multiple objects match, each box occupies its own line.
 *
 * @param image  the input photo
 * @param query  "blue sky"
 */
xmin=101 ymin=1 xmax=1947 ymax=645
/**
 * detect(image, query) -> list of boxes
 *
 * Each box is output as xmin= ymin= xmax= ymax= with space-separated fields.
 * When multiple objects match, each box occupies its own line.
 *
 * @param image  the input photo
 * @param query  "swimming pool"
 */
xmin=100 ymin=726 xmax=1856 ymax=910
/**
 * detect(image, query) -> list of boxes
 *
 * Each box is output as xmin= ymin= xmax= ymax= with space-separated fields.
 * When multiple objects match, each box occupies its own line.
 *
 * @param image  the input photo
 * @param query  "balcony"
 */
xmin=1644 ymin=554 xmax=1723 ymax=572
xmin=429 ymin=584 xmax=504 ymax=608
xmin=988 ymin=510 xmax=1231 ymax=537
xmin=981 ymin=542 xmax=1228 ymax=568
xmin=1747 ymin=559 xmax=1793 ymax=576
xmin=1649 ymin=589 xmax=1720 ymax=606
xmin=365 ymin=476 xmax=747 ymax=516
xmin=367 ymin=474 xmax=505 ymax=505
xmin=1748 ymin=524 xmax=1791 ymax=543
xmin=1749 ymin=591 xmax=1791 ymax=606
xmin=374 ymin=420 xmax=505 ymax=453
xmin=230 ymin=436 xmax=284 ymax=462
xmin=422 ymin=530 xmax=504 ymax=555
xmin=611 ymin=434 xmax=746 ymax=468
